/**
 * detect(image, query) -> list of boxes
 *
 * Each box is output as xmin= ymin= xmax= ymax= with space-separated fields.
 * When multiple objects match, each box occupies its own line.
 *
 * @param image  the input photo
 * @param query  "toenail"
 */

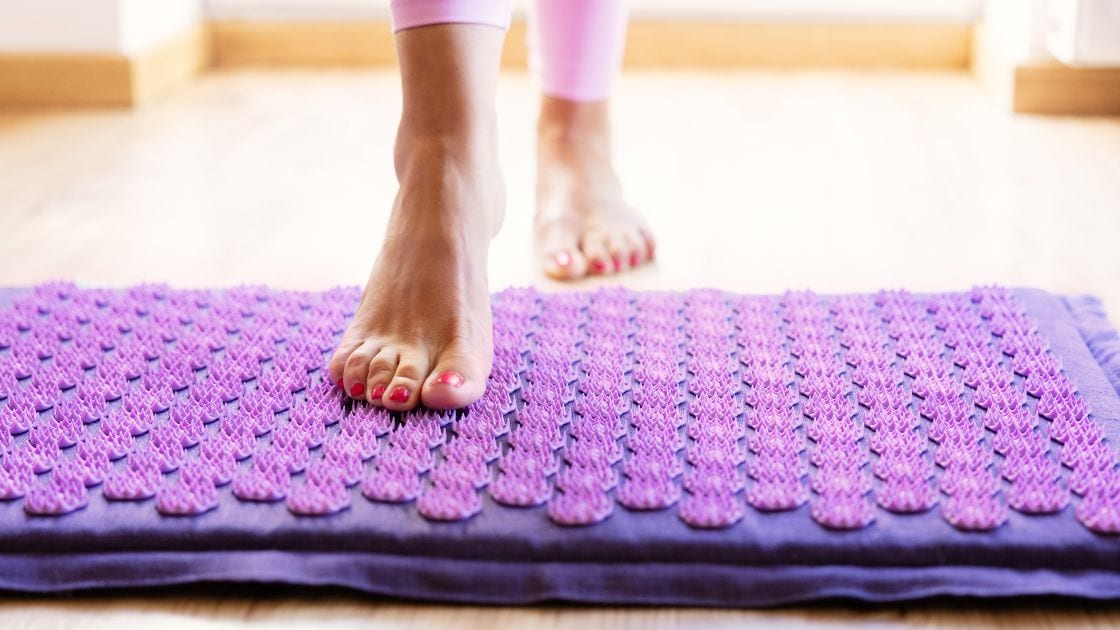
xmin=349 ymin=382 xmax=365 ymax=398
xmin=554 ymin=251 xmax=572 ymax=268
xmin=389 ymin=386 xmax=410 ymax=403
xmin=611 ymin=254 xmax=622 ymax=271
xmin=590 ymin=259 xmax=606 ymax=274
xmin=434 ymin=371 xmax=463 ymax=388
xmin=336 ymin=378 xmax=343 ymax=390
xmin=371 ymin=383 xmax=387 ymax=400
xmin=630 ymin=252 xmax=640 ymax=267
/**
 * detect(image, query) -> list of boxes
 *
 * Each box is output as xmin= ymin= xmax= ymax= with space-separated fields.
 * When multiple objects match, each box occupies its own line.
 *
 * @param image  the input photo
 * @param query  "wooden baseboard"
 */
xmin=11 ymin=18 xmax=1118 ymax=114
xmin=211 ymin=21 xmax=393 ymax=66
xmin=618 ymin=21 xmax=970 ymax=68
xmin=210 ymin=19 xmax=972 ymax=69
xmin=1012 ymin=63 xmax=1120 ymax=115
xmin=0 ymin=23 xmax=211 ymax=107
xmin=0 ymin=53 xmax=132 ymax=107
xmin=973 ymin=22 xmax=1120 ymax=115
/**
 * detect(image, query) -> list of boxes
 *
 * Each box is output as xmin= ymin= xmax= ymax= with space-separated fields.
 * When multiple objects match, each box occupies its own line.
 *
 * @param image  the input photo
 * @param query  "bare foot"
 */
xmin=327 ymin=137 xmax=503 ymax=411
xmin=329 ymin=23 xmax=506 ymax=411
xmin=535 ymin=97 xmax=654 ymax=279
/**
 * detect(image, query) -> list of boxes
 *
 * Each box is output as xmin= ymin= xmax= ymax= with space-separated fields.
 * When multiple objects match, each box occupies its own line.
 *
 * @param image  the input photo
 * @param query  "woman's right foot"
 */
xmin=327 ymin=136 xmax=503 ymax=411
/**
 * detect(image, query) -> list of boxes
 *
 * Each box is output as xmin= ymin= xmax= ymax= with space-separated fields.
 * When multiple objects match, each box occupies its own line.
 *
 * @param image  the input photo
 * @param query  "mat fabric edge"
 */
xmin=3 ymin=550 xmax=1120 ymax=605
xmin=1065 ymin=294 xmax=1120 ymax=398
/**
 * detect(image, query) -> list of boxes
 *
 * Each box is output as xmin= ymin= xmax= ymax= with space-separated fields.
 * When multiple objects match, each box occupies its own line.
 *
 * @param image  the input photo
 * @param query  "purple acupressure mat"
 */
xmin=0 ymin=283 xmax=1119 ymax=605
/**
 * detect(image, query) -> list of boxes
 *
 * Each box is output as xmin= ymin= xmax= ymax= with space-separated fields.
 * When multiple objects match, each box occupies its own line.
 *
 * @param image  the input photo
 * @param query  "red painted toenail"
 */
xmin=554 ymin=251 xmax=572 ymax=267
xmin=371 ymin=383 xmax=387 ymax=400
xmin=389 ymin=386 xmax=410 ymax=403
xmin=434 ymin=371 xmax=463 ymax=388
xmin=336 ymin=378 xmax=343 ymax=390
xmin=630 ymin=252 xmax=641 ymax=267
xmin=349 ymin=382 xmax=365 ymax=398
xmin=590 ymin=259 xmax=606 ymax=274
xmin=611 ymin=254 xmax=622 ymax=271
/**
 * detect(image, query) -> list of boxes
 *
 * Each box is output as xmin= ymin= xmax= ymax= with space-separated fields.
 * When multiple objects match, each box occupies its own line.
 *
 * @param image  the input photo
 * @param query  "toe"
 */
xmin=341 ymin=339 xmax=378 ymax=399
xmin=606 ymin=233 xmax=635 ymax=273
xmin=537 ymin=219 xmax=589 ymax=280
xmin=326 ymin=338 xmax=362 ymax=391
xmin=622 ymin=230 xmax=648 ymax=269
xmin=580 ymin=233 xmax=613 ymax=276
xmin=383 ymin=348 xmax=430 ymax=412
xmin=542 ymin=248 xmax=589 ymax=281
xmin=640 ymin=228 xmax=656 ymax=262
xmin=365 ymin=347 xmax=399 ymax=405
xmin=422 ymin=345 xmax=489 ymax=410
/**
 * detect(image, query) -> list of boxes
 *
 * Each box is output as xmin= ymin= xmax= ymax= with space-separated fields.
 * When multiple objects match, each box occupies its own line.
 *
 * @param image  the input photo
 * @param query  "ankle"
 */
xmin=390 ymin=131 xmax=505 ymax=242
xmin=537 ymin=96 xmax=611 ymax=152
xmin=394 ymin=129 xmax=496 ymax=182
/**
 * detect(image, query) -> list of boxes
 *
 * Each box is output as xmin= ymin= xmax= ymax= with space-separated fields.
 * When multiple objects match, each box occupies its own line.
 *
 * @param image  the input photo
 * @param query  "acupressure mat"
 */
xmin=1 ymin=283 xmax=1120 ymax=605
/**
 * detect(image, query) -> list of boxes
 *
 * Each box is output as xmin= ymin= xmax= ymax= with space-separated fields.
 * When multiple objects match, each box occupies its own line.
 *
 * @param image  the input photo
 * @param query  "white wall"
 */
xmin=0 ymin=0 xmax=122 ymax=53
xmin=982 ymin=0 xmax=1053 ymax=62
xmin=118 ymin=0 xmax=201 ymax=54
xmin=1046 ymin=0 xmax=1120 ymax=65
xmin=0 ymin=0 xmax=200 ymax=54
xmin=981 ymin=0 xmax=1120 ymax=66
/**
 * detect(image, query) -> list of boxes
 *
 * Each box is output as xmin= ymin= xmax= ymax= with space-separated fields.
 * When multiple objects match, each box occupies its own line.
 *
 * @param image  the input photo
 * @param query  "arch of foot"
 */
xmin=0 ymin=282 xmax=1117 ymax=536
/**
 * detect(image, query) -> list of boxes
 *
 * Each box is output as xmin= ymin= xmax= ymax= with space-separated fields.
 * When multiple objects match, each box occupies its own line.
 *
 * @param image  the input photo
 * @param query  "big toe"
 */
xmin=538 ymin=221 xmax=589 ymax=280
xmin=421 ymin=344 xmax=490 ymax=410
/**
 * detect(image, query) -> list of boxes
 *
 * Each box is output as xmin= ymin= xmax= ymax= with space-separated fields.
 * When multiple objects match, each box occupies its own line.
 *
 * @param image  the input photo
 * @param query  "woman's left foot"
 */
xmin=535 ymin=97 xmax=654 ymax=280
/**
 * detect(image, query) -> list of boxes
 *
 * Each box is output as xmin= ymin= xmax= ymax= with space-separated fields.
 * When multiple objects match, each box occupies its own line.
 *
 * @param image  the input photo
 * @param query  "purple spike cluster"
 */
xmin=790 ymin=293 xmax=875 ymax=530
xmin=489 ymin=290 xmax=565 ymax=509
xmin=742 ymin=296 xmax=808 ymax=513
xmin=855 ymin=294 xmax=937 ymax=516
xmin=0 ymin=282 xmax=1117 ymax=536
xmin=967 ymin=288 xmax=1118 ymax=533
xmin=618 ymin=293 xmax=685 ymax=513
xmin=548 ymin=289 xmax=632 ymax=526
xmin=678 ymin=291 xmax=745 ymax=528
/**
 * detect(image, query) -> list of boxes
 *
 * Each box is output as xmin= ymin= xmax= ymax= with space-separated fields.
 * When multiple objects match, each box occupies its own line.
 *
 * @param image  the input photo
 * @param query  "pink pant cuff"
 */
xmin=528 ymin=0 xmax=627 ymax=102
xmin=390 ymin=0 xmax=514 ymax=32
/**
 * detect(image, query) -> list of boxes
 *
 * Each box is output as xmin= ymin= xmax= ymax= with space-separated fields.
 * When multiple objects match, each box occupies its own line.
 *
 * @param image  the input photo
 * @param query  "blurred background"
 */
xmin=0 ymin=0 xmax=1118 ymax=312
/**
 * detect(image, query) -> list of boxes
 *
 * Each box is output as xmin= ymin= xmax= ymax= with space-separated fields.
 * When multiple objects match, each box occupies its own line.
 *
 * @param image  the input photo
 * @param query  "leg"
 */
xmin=531 ymin=0 xmax=654 ymax=279
xmin=328 ymin=8 xmax=510 ymax=411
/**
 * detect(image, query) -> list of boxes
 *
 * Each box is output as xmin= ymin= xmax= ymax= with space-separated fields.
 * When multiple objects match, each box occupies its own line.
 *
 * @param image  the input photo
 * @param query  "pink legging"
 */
xmin=390 ymin=0 xmax=628 ymax=102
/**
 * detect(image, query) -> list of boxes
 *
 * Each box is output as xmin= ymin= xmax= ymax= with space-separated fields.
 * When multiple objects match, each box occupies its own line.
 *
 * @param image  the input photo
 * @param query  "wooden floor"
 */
xmin=0 ymin=68 xmax=1119 ymax=626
